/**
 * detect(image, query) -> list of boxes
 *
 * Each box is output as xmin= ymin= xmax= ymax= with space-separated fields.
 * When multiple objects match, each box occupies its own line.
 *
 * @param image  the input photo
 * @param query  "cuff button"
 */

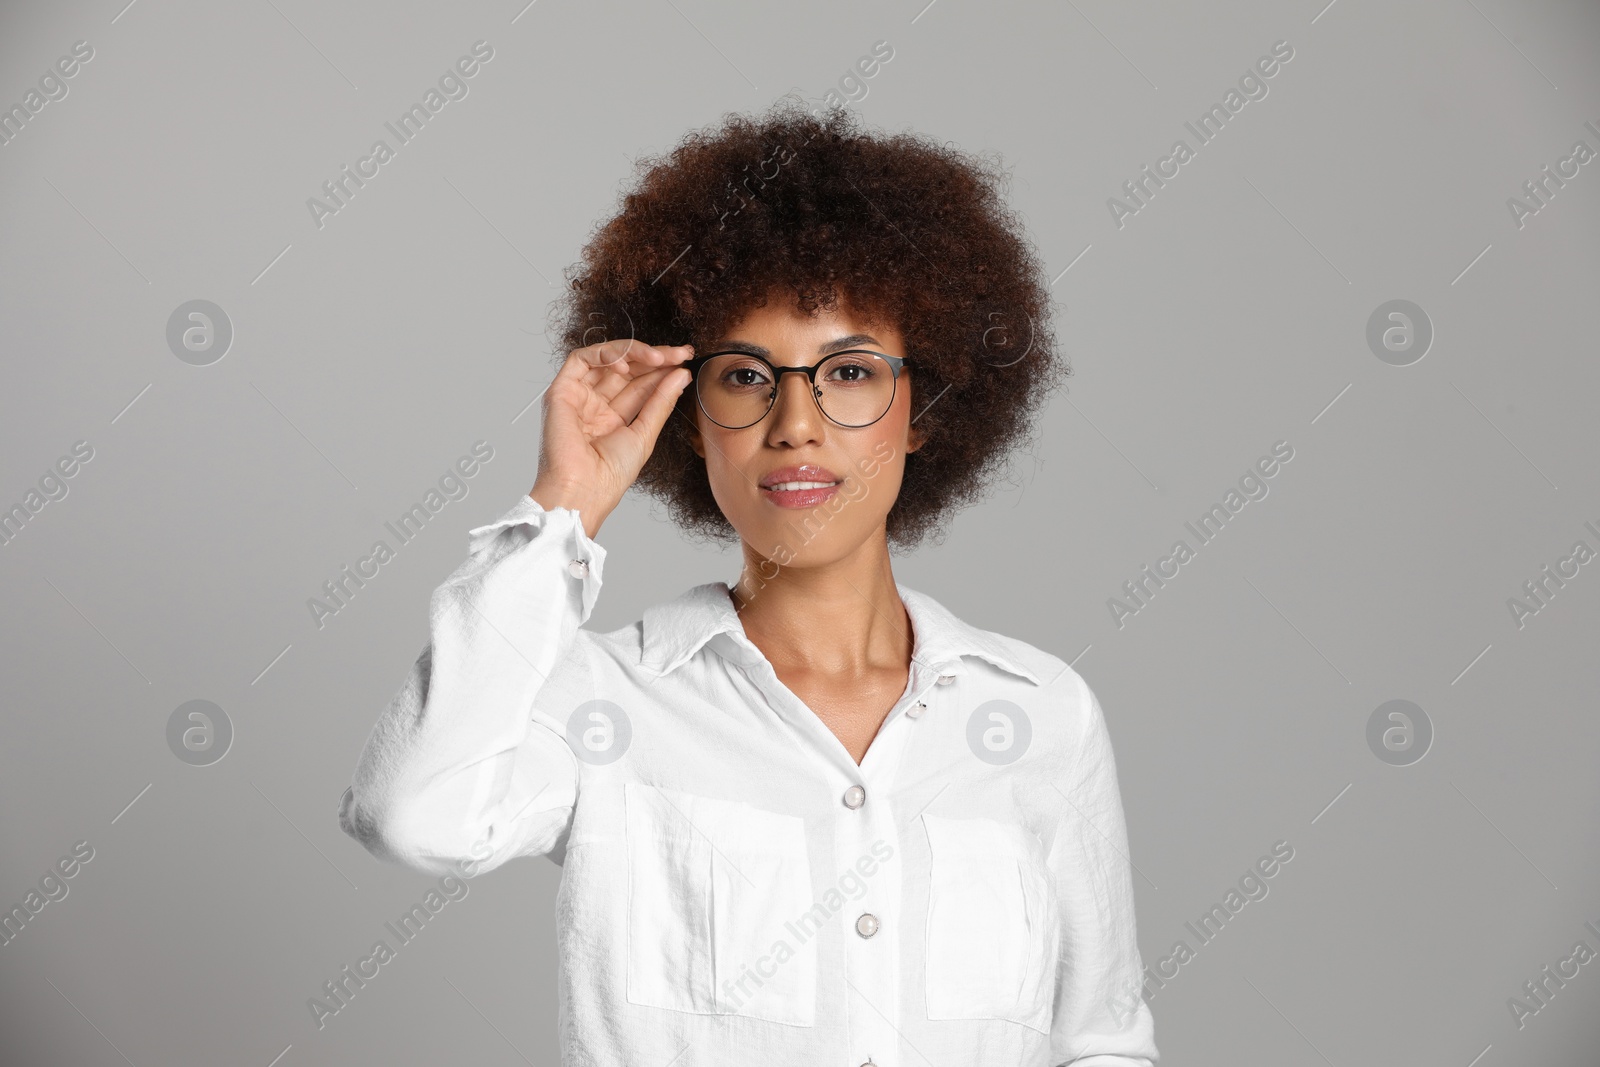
xmin=567 ymin=558 xmax=589 ymax=578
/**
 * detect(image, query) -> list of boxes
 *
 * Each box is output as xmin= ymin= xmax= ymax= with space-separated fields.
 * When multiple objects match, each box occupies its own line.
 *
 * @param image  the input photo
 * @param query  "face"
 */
xmin=685 ymin=293 xmax=925 ymax=569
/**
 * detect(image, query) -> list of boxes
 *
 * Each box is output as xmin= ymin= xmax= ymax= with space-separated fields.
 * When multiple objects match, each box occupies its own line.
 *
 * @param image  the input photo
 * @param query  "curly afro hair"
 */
xmin=548 ymin=94 xmax=1069 ymax=550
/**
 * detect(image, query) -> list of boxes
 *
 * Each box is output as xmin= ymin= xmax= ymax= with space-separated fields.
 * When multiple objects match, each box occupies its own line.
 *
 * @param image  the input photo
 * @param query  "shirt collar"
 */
xmin=639 ymin=581 xmax=1041 ymax=685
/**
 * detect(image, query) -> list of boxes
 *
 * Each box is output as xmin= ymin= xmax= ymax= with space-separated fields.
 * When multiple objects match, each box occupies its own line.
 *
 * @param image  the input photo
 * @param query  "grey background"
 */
xmin=1 ymin=0 xmax=1597 ymax=1063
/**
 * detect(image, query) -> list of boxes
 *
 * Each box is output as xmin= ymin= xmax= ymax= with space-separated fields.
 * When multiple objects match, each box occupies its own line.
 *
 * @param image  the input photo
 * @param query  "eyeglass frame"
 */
xmin=681 ymin=348 xmax=910 ymax=429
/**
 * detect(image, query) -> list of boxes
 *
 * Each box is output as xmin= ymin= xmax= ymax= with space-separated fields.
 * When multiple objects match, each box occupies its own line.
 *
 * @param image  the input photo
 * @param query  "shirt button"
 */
xmin=855 ymin=913 xmax=879 ymax=938
xmin=567 ymin=558 xmax=589 ymax=578
xmin=906 ymin=701 xmax=926 ymax=719
xmin=936 ymin=674 xmax=955 ymax=685
xmin=842 ymin=784 xmax=866 ymax=809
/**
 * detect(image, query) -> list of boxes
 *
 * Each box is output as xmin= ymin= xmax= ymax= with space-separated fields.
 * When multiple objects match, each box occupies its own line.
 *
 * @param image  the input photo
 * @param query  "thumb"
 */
xmin=630 ymin=367 xmax=692 ymax=445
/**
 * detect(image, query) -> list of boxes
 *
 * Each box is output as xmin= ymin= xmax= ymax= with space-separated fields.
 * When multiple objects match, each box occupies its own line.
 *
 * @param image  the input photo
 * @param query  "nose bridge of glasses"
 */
xmin=696 ymin=351 xmax=896 ymax=428
xmin=768 ymin=363 xmax=825 ymax=422
xmin=772 ymin=362 xmax=822 ymax=388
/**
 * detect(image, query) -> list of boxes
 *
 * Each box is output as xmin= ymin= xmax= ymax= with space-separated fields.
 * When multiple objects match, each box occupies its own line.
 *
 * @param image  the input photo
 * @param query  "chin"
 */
xmin=747 ymin=516 xmax=873 ymax=569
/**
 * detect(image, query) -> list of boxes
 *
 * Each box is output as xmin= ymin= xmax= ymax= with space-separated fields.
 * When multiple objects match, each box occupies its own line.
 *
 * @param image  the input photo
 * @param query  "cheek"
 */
xmin=851 ymin=433 xmax=909 ymax=505
xmin=700 ymin=427 xmax=759 ymax=503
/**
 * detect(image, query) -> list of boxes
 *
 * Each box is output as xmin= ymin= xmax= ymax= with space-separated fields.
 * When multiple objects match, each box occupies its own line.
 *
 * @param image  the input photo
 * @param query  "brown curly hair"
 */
xmin=548 ymin=94 xmax=1069 ymax=550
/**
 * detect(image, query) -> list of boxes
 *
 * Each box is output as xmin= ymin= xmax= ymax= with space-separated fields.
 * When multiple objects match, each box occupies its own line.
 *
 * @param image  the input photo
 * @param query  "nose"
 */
xmin=765 ymin=368 xmax=825 ymax=446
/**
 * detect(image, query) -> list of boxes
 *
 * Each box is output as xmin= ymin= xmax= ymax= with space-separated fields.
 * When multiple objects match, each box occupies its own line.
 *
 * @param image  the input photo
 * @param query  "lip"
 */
xmin=759 ymin=464 xmax=844 ymax=509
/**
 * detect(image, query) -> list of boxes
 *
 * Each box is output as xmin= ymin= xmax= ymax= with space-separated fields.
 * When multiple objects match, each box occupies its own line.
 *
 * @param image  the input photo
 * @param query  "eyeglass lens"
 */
xmin=695 ymin=352 xmax=896 ymax=428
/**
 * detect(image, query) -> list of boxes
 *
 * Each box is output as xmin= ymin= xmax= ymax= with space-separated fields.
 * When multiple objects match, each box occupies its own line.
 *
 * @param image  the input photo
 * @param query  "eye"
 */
xmin=823 ymin=354 xmax=882 ymax=384
xmin=714 ymin=357 xmax=773 ymax=389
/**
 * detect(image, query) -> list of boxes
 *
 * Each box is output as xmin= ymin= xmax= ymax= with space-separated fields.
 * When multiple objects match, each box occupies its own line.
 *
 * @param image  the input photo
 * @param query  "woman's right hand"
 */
xmin=528 ymin=339 xmax=694 ymax=539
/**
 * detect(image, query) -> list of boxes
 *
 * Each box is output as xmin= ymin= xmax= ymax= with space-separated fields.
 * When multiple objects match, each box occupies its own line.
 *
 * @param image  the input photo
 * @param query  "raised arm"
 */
xmin=338 ymin=498 xmax=601 ymax=876
xmin=338 ymin=338 xmax=695 ymax=877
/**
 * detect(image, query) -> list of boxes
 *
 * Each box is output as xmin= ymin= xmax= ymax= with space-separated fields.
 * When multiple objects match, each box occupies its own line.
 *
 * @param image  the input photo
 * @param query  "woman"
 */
xmin=339 ymin=97 xmax=1159 ymax=1066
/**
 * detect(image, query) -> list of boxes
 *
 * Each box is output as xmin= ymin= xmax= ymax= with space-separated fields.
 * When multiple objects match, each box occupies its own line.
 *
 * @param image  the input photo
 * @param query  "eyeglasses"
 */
xmin=683 ymin=348 xmax=908 ymax=429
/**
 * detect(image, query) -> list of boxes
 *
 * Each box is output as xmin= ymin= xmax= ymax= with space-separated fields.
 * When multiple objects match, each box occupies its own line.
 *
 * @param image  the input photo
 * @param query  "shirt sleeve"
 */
xmin=1047 ymin=672 xmax=1160 ymax=1066
xmin=337 ymin=494 xmax=604 ymax=878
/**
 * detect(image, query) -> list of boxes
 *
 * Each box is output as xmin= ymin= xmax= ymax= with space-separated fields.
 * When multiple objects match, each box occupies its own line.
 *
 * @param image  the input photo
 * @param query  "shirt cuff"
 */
xmin=466 ymin=493 xmax=608 ymax=623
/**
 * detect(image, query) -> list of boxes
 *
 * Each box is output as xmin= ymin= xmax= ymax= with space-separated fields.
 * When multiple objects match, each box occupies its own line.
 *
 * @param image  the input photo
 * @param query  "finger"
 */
xmin=587 ymin=339 xmax=649 ymax=372
xmin=588 ymin=344 xmax=693 ymax=402
xmin=550 ymin=344 xmax=691 ymax=415
xmin=628 ymin=366 xmax=693 ymax=443
xmin=587 ymin=339 xmax=688 ymax=374
xmin=552 ymin=345 xmax=605 ymax=388
xmin=550 ymin=345 xmax=647 ymax=403
xmin=608 ymin=364 xmax=680 ymax=423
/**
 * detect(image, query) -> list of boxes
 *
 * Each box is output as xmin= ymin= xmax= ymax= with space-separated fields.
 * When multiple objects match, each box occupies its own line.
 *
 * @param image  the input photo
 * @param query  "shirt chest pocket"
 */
xmin=922 ymin=812 xmax=1059 ymax=1033
xmin=623 ymin=782 xmax=816 ymax=1026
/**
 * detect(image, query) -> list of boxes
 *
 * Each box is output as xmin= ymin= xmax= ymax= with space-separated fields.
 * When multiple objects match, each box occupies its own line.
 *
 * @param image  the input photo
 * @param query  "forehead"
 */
xmin=713 ymin=291 xmax=902 ymax=347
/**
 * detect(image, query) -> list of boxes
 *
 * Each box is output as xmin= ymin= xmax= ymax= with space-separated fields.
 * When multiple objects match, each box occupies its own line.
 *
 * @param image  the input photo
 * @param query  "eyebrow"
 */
xmin=707 ymin=334 xmax=882 ymax=361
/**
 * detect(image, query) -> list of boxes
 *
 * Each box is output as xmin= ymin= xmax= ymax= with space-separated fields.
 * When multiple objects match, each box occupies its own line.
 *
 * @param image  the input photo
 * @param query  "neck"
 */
xmin=729 ymin=535 xmax=913 ymax=676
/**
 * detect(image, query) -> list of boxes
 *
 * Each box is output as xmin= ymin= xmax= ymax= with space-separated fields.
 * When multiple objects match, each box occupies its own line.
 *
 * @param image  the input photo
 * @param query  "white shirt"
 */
xmin=339 ymin=494 xmax=1160 ymax=1066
